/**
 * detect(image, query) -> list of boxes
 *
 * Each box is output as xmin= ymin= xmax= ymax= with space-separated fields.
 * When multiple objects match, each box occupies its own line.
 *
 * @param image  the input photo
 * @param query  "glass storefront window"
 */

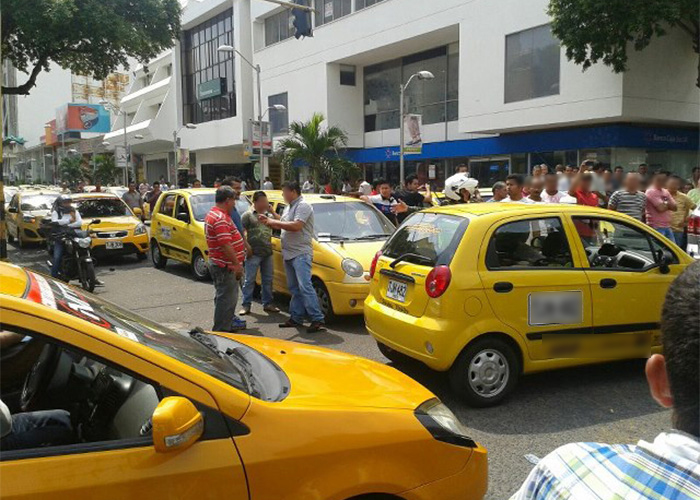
xmin=316 ymin=0 xmax=352 ymax=27
xmin=505 ymin=24 xmax=560 ymax=103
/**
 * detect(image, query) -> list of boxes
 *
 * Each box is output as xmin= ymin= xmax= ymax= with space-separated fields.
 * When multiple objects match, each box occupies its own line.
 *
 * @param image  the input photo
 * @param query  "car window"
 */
xmin=9 ymin=194 xmax=19 ymax=209
xmin=487 ymin=217 xmax=573 ymax=269
xmin=176 ymin=196 xmax=190 ymax=216
xmin=382 ymin=212 xmax=467 ymax=266
xmin=75 ymin=198 xmax=130 ymax=218
xmin=159 ymin=194 xmax=177 ymax=217
xmin=572 ymin=217 xmax=679 ymax=271
xmin=20 ymin=194 xmax=58 ymax=212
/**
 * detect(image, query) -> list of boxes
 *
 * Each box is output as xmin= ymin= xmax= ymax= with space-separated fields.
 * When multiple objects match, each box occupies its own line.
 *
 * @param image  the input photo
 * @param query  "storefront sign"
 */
xmin=404 ymin=114 xmax=422 ymax=155
xmin=197 ymin=78 xmax=226 ymax=101
xmin=249 ymin=120 xmax=272 ymax=156
xmin=428 ymin=165 xmax=436 ymax=179
xmin=56 ymin=104 xmax=111 ymax=134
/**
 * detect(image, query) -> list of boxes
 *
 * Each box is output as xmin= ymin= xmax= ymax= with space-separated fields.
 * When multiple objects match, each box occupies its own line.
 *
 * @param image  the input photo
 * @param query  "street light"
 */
xmin=173 ymin=124 xmax=198 ymax=185
xmin=218 ymin=44 xmax=269 ymax=181
xmin=399 ymin=70 xmax=435 ymax=184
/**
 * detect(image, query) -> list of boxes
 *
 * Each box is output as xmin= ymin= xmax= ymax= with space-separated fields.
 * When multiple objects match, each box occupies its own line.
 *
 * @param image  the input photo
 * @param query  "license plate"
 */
xmin=386 ymin=280 xmax=408 ymax=303
xmin=106 ymin=241 xmax=124 ymax=250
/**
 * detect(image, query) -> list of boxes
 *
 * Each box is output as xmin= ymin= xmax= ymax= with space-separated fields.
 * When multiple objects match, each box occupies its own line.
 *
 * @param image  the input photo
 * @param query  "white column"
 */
xmin=234 ymin=0 xmax=255 ymax=138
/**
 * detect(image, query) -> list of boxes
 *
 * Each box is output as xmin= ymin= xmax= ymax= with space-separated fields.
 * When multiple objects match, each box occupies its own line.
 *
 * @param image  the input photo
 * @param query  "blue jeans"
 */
xmin=242 ymin=254 xmax=274 ymax=307
xmin=672 ymin=232 xmax=686 ymax=249
xmin=284 ymin=253 xmax=324 ymax=324
xmin=653 ymin=226 xmax=676 ymax=243
xmin=51 ymin=241 xmax=64 ymax=278
xmin=0 ymin=410 xmax=74 ymax=450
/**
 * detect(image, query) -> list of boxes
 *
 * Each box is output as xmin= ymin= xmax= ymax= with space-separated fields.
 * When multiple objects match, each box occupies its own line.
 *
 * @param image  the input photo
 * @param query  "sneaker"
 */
xmin=263 ymin=305 xmax=280 ymax=313
xmin=238 ymin=305 xmax=251 ymax=316
xmin=279 ymin=319 xmax=304 ymax=328
xmin=307 ymin=322 xmax=326 ymax=333
xmin=231 ymin=316 xmax=247 ymax=331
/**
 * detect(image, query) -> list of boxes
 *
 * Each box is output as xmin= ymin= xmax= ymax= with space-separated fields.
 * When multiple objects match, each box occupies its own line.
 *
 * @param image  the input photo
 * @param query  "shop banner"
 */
xmin=250 ymin=120 xmax=273 ymax=156
xmin=177 ymin=148 xmax=190 ymax=170
xmin=115 ymin=146 xmax=128 ymax=168
xmin=404 ymin=114 xmax=423 ymax=155
xmin=56 ymin=104 xmax=111 ymax=134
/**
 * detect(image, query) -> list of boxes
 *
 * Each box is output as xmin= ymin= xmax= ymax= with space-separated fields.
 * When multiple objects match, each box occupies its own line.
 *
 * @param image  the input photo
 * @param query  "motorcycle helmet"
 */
xmin=444 ymin=173 xmax=479 ymax=201
xmin=56 ymin=194 xmax=73 ymax=205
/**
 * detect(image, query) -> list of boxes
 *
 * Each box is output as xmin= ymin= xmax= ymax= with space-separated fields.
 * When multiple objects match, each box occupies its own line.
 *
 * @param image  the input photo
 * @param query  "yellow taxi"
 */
xmin=6 ymin=190 xmax=59 ymax=247
xmin=149 ymin=188 xmax=251 ymax=280
xmin=244 ymin=191 xmax=395 ymax=321
xmin=365 ymin=203 xmax=693 ymax=407
xmin=0 ymin=263 xmax=487 ymax=500
xmin=70 ymin=193 xmax=149 ymax=260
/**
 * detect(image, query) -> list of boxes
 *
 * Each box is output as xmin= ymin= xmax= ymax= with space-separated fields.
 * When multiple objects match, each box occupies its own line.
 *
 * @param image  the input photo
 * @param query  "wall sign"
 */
xmin=197 ymin=78 xmax=226 ymax=101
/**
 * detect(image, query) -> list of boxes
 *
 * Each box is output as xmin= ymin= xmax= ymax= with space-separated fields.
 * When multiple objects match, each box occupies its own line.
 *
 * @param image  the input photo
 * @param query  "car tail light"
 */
xmin=426 ymin=265 xmax=451 ymax=298
xmin=688 ymin=215 xmax=700 ymax=235
xmin=370 ymin=251 xmax=382 ymax=278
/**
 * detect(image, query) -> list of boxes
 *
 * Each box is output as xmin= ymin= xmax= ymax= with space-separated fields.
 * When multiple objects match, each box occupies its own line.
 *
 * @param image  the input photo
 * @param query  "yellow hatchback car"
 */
xmin=6 ymin=190 xmax=59 ymax=247
xmin=244 ymin=192 xmax=396 ymax=321
xmin=0 ymin=263 xmax=487 ymax=500
xmin=365 ymin=203 xmax=693 ymax=407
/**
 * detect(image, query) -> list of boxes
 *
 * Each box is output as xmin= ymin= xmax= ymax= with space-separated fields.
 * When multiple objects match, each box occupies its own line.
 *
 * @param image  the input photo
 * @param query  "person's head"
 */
xmin=456 ymin=164 xmax=469 ymax=174
xmin=581 ymin=160 xmax=596 ymax=172
xmin=281 ymin=181 xmax=301 ymax=203
xmin=193 ymin=179 xmax=202 ymax=188
xmin=544 ymin=172 xmax=559 ymax=194
xmin=529 ymin=177 xmax=544 ymax=200
xmin=252 ymin=191 xmax=269 ymax=212
xmin=531 ymin=165 xmax=541 ymax=177
xmin=128 ymin=182 xmax=136 ymax=192
xmin=624 ymin=172 xmax=641 ymax=193
xmin=572 ymin=166 xmax=580 ymax=174
xmin=667 ymin=175 xmax=683 ymax=194
xmin=565 ymin=165 xmax=574 ymax=175
xmin=638 ymin=163 xmax=649 ymax=176
xmin=61 ymin=181 xmax=68 ymax=189
xmin=652 ymin=170 xmax=670 ymax=189
xmin=591 ymin=163 xmax=603 ymax=175
xmin=491 ymin=181 xmax=507 ymax=201
xmin=692 ymin=167 xmax=700 ymax=185
xmin=375 ymin=179 xmax=392 ymax=198
xmin=603 ymin=169 xmax=612 ymax=182
xmin=405 ymin=174 xmax=420 ymax=192
xmin=505 ymin=174 xmax=525 ymax=199
xmin=682 ymin=181 xmax=693 ymax=194
xmin=614 ymin=165 xmax=624 ymax=176
xmin=153 ymin=181 xmax=161 ymax=191
xmin=646 ymin=261 xmax=699 ymax=437
xmin=57 ymin=195 xmax=73 ymax=210
xmin=222 ymin=176 xmax=242 ymax=198
xmin=215 ymin=186 xmax=237 ymax=212
xmin=555 ymin=164 xmax=564 ymax=174
xmin=579 ymin=172 xmax=594 ymax=193
xmin=523 ymin=176 xmax=532 ymax=196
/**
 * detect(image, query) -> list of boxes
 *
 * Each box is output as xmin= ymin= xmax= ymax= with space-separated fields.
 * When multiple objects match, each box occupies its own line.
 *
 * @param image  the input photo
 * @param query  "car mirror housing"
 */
xmin=8 ymin=207 xmax=17 ymax=213
xmin=152 ymin=397 xmax=204 ymax=453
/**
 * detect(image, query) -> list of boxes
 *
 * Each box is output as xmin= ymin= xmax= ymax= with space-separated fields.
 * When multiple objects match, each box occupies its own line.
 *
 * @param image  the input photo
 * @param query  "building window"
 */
xmin=505 ymin=24 xmax=560 ymax=103
xmin=356 ymin=0 xmax=384 ymax=9
xmin=268 ymin=92 xmax=289 ymax=135
xmin=265 ymin=9 xmax=293 ymax=46
xmin=364 ymin=44 xmax=459 ymax=132
xmin=316 ymin=0 xmax=352 ymax=27
xmin=340 ymin=64 xmax=356 ymax=86
xmin=181 ymin=9 xmax=236 ymax=125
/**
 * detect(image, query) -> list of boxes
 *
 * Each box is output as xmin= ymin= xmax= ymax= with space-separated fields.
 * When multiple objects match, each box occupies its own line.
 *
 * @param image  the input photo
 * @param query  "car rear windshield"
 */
xmin=382 ymin=212 xmax=468 ymax=266
xmin=76 ymin=198 xmax=130 ymax=218
xmin=21 ymin=194 xmax=58 ymax=211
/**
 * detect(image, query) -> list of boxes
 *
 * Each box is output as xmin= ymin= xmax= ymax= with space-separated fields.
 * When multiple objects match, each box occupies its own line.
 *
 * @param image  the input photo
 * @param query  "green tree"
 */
xmin=277 ymin=113 xmax=358 ymax=191
xmin=93 ymin=155 xmax=120 ymax=185
xmin=59 ymin=155 xmax=88 ymax=188
xmin=548 ymin=0 xmax=700 ymax=87
xmin=1 ymin=0 xmax=181 ymax=95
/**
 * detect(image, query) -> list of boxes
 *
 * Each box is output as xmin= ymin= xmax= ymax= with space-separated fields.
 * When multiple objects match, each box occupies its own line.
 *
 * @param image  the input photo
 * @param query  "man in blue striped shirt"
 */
xmin=511 ymin=261 xmax=700 ymax=500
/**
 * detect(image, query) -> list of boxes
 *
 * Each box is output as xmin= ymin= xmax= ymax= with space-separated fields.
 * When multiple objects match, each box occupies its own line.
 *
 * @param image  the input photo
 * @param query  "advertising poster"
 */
xmin=56 ymin=104 xmax=111 ymax=134
xmin=250 ymin=120 xmax=273 ymax=156
xmin=176 ymin=148 xmax=190 ymax=170
xmin=404 ymin=114 xmax=422 ymax=154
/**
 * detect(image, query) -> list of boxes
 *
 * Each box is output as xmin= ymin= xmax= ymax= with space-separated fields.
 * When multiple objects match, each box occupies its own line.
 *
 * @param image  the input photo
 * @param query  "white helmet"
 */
xmin=444 ymin=173 xmax=479 ymax=201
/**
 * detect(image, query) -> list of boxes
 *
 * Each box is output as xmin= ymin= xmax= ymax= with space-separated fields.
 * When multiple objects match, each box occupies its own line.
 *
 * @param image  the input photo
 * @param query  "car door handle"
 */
xmin=493 ymin=282 xmax=514 ymax=293
xmin=600 ymin=278 xmax=617 ymax=289
xmin=172 ymin=227 xmax=177 ymax=231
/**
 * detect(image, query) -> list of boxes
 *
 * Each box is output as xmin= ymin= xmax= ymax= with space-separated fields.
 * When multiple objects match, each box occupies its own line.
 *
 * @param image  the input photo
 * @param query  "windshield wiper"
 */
xmin=352 ymin=234 xmax=390 ymax=241
xmin=225 ymin=347 xmax=264 ymax=399
xmin=189 ymin=329 xmax=254 ymax=396
xmin=389 ymin=253 xmax=435 ymax=268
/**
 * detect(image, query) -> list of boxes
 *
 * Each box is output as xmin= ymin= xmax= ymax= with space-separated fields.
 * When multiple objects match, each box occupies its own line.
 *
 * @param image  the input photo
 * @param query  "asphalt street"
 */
xmin=8 ymin=243 xmax=671 ymax=500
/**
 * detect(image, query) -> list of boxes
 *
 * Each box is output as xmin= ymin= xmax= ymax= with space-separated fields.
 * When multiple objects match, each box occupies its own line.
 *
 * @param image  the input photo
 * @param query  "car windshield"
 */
xmin=190 ymin=193 xmax=251 ymax=222
xmin=22 ymin=270 xmax=289 ymax=401
xmin=382 ymin=212 xmax=468 ymax=265
xmin=20 ymin=194 xmax=58 ymax=211
xmin=313 ymin=202 xmax=395 ymax=240
xmin=76 ymin=198 xmax=131 ymax=218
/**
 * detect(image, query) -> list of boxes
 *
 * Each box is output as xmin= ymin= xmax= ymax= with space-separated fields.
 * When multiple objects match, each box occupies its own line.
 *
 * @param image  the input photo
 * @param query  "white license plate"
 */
xmin=386 ymin=280 xmax=408 ymax=303
xmin=106 ymin=241 xmax=124 ymax=250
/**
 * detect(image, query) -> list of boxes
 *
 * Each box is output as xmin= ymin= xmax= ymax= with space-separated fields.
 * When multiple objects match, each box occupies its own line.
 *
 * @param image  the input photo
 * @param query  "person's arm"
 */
xmin=263 ymin=217 xmax=304 ymax=232
xmin=649 ymin=191 xmax=671 ymax=213
xmin=422 ymin=185 xmax=433 ymax=204
xmin=392 ymin=200 xmax=422 ymax=215
xmin=0 ymin=331 xmax=25 ymax=349
xmin=67 ymin=209 xmax=82 ymax=228
xmin=51 ymin=210 xmax=61 ymax=224
xmin=608 ymin=191 xmax=619 ymax=211
xmin=568 ymin=169 xmax=583 ymax=197
xmin=665 ymin=191 xmax=677 ymax=211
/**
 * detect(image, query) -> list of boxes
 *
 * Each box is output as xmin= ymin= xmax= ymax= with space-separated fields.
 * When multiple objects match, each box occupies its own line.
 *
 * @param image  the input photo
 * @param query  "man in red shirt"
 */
xmin=568 ymin=166 xmax=599 ymax=207
xmin=205 ymin=186 xmax=246 ymax=332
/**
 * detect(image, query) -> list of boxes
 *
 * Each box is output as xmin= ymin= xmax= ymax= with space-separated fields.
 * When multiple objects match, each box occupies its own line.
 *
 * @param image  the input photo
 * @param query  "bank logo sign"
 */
xmin=197 ymin=78 xmax=226 ymax=101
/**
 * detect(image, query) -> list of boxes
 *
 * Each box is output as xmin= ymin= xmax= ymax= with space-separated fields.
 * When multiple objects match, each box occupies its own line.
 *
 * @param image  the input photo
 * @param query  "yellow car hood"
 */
xmin=324 ymin=239 xmax=388 ymax=270
xmin=234 ymin=335 xmax=433 ymax=410
xmin=82 ymin=216 xmax=140 ymax=230
xmin=26 ymin=209 xmax=50 ymax=218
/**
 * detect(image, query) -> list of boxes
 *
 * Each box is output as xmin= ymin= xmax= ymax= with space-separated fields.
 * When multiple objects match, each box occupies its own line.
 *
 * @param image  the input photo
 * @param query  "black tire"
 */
xmin=81 ymin=262 xmax=97 ymax=293
xmin=16 ymin=229 xmax=24 ymax=249
xmin=136 ymin=251 xmax=148 ymax=261
xmin=312 ymin=279 xmax=336 ymax=323
xmin=151 ymin=239 xmax=167 ymax=269
xmin=376 ymin=341 xmax=413 ymax=365
xmin=449 ymin=337 xmax=520 ymax=408
xmin=191 ymin=250 xmax=210 ymax=281
xmin=7 ymin=230 xmax=14 ymax=243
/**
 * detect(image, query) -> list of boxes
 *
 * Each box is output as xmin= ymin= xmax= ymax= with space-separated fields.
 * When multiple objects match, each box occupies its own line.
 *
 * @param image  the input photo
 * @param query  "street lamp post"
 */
xmin=100 ymin=100 xmax=131 ymax=185
xmin=399 ymin=71 xmax=435 ymax=185
xmin=173 ymin=124 xmax=197 ymax=186
xmin=261 ymin=104 xmax=287 ymax=184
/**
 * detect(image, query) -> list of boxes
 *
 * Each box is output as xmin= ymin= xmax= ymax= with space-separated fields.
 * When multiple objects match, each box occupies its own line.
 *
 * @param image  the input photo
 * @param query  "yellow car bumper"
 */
xmin=19 ymin=223 xmax=46 ymax=242
xmin=326 ymin=281 xmax=371 ymax=316
xmin=90 ymin=233 xmax=150 ymax=256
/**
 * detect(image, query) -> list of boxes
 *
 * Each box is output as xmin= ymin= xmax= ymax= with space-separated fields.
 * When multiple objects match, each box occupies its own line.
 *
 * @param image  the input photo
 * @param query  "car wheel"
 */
xmin=191 ymin=250 xmax=210 ymax=281
xmin=151 ymin=239 xmax=167 ymax=269
xmin=312 ymin=279 xmax=336 ymax=323
xmin=376 ymin=341 xmax=413 ymax=365
xmin=449 ymin=337 xmax=520 ymax=408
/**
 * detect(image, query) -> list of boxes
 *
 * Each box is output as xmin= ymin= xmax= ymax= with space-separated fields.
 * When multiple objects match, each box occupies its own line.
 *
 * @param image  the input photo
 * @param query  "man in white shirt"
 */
xmin=302 ymin=177 xmax=314 ymax=193
xmin=501 ymin=174 xmax=535 ymax=204
xmin=541 ymin=173 xmax=568 ymax=203
xmin=361 ymin=179 xmax=399 ymax=224
xmin=262 ymin=177 xmax=274 ymax=190
xmin=50 ymin=196 xmax=82 ymax=278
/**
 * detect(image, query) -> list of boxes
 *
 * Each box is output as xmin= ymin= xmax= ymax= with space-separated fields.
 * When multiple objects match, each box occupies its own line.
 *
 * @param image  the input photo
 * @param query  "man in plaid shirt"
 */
xmin=511 ymin=261 xmax=700 ymax=500
xmin=205 ymin=186 xmax=247 ymax=332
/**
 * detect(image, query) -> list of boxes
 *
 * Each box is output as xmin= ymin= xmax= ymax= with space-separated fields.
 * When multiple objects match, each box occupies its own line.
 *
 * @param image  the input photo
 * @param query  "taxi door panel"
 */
xmin=570 ymin=215 xmax=684 ymax=350
xmin=169 ymin=195 xmax=194 ymax=260
xmin=271 ymin=202 xmax=288 ymax=293
xmin=478 ymin=215 xmax=593 ymax=361
xmin=153 ymin=194 xmax=179 ymax=260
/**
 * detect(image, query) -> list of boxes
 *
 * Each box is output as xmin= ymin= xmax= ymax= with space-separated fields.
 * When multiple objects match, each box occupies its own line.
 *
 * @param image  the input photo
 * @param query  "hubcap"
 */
xmin=315 ymin=286 xmax=330 ymax=315
xmin=467 ymin=349 xmax=509 ymax=398
xmin=152 ymin=244 xmax=161 ymax=262
xmin=194 ymin=254 xmax=207 ymax=277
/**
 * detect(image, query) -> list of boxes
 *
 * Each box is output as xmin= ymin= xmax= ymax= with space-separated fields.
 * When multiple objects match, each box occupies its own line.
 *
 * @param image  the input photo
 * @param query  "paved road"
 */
xmin=8 ymin=243 xmax=670 ymax=500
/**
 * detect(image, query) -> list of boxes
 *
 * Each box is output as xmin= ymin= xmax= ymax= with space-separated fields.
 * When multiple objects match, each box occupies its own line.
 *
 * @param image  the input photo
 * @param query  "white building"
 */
xmin=154 ymin=0 xmax=699 ymax=186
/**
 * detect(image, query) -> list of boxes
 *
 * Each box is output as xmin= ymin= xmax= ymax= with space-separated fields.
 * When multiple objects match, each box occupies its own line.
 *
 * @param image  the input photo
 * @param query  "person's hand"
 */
xmin=392 ymin=200 xmax=409 ymax=214
xmin=258 ymin=214 xmax=270 ymax=225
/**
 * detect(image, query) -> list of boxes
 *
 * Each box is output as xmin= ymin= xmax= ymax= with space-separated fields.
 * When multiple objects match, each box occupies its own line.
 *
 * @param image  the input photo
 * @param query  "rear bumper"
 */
xmin=401 ymin=444 xmax=488 ymax=500
xmin=326 ymin=281 xmax=370 ymax=316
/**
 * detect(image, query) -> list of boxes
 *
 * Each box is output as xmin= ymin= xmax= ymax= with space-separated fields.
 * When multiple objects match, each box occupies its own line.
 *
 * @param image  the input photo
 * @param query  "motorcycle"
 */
xmin=43 ymin=219 xmax=102 ymax=292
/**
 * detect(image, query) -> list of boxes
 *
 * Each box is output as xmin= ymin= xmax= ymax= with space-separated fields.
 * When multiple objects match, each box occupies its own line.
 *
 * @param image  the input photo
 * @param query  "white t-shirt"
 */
xmin=367 ymin=194 xmax=398 ymax=218
xmin=541 ymin=190 xmax=567 ymax=204
xmin=302 ymin=181 xmax=314 ymax=193
xmin=501 ymin=197 xmax=535 ymax=204
xmin=51 ymin=209 xmax=83 ymax=227
xmin=558 ymin=176 xmax=571 ymax=191
xmin=359 ymin=181 xmax=371 ymax=196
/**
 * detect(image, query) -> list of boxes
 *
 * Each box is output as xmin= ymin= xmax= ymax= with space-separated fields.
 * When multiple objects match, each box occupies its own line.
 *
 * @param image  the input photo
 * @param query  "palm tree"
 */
xmin=93 ymin=154 xmax=121 ymax=185
xmin=277 ymin=112 xmax=358 ymax=191
xmin=60 ymin=155 xmax=88 ymax=188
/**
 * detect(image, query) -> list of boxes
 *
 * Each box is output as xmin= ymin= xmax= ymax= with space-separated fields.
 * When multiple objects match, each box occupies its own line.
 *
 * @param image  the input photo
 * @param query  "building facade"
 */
xmin=149 ymin=0 xmax=699 ymax=188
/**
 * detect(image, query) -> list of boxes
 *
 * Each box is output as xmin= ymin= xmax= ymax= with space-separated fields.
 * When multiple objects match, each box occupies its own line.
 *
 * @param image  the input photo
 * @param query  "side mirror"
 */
xmin=7 ymin=207 xmax=17 ymax=213
xmin=654 ymin=249 xmax=672 ymax=275
xmin=152 ymin=397 xmax=203 ymax=453
xmin=89 ymin=219 xmax=102 ymax=225
xmin=176 ymin=212 xmax=190 ymax=223
xmin=132 ymin=207 xmax=143 ymax=217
